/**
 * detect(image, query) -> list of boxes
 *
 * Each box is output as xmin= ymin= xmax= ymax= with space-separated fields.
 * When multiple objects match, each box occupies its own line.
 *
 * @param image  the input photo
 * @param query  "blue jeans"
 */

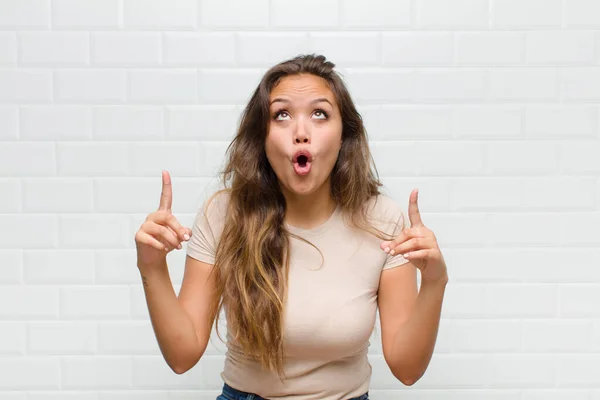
xmin=217 ymin=382 xmax=369 ymax=400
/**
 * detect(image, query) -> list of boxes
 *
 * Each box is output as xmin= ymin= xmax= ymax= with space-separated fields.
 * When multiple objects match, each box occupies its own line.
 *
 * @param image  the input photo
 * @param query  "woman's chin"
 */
xmin=282 ymin=177 xmax=321 ymax=197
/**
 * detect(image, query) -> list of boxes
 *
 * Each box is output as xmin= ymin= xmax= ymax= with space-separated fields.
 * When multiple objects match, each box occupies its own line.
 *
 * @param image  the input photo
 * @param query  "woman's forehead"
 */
xmin=270 ymin=74 xmax=336 ymax=104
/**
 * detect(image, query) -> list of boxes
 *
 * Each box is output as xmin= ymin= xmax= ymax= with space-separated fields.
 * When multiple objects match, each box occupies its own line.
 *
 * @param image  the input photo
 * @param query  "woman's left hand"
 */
xmin=381 ymin=189 xmax=448 ymax=283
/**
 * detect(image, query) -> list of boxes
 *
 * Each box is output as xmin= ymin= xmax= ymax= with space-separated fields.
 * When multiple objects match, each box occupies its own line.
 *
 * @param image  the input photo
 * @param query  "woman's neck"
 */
xmin=283 ymin=183 xmax=337 ymax=230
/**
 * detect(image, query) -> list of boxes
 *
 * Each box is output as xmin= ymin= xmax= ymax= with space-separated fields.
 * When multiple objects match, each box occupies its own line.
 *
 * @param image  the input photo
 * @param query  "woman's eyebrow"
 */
xmin=269 ymin=97 xmax=333 ymax=106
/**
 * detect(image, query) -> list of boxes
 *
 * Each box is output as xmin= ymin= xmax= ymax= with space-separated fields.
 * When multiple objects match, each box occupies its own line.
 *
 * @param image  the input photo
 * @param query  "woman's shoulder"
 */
xmin=359 ymin=192 xmax=407 ymax=238
xmin=364 ymin=192 xmax=405 ymax=221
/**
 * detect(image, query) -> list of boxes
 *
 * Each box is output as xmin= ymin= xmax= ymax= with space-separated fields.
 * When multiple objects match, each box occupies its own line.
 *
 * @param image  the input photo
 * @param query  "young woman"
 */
xmin=135 ymin=54 xmax=448 ymax=400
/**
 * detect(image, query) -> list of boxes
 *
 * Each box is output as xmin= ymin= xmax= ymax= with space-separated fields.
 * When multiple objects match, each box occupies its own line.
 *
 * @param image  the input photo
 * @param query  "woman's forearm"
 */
xmin=389 ymin=276 xmax=448 ymax=385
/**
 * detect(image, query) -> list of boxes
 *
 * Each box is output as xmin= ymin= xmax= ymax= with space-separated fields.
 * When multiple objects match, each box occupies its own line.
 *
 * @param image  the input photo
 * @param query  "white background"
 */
xmin=1 ymin=0 xmax=599 ymax=399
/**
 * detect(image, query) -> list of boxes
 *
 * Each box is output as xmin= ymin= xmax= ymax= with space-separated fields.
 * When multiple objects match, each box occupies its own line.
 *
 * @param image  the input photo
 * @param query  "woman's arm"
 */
xmin=378 ymin=264 xmax=447 ymax=385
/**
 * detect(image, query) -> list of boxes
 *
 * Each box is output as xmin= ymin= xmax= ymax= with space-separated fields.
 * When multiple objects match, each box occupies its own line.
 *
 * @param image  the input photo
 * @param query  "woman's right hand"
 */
xmin=134 ymin=170 xmax=192 ymax=270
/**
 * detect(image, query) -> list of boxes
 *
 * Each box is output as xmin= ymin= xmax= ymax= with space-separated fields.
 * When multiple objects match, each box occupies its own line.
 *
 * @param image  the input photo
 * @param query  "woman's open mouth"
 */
xmin=293 ymin=151 xmax=312 ymax=176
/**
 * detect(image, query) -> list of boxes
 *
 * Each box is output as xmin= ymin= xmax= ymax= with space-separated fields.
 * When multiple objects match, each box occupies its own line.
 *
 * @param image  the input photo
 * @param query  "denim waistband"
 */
xmin=221 ymin=383 xmax=369 ymax=400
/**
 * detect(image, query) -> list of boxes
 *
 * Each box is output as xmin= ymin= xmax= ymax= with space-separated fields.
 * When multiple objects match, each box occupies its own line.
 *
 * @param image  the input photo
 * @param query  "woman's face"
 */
xmin=265 ymin=73 xmax=343 ymax=199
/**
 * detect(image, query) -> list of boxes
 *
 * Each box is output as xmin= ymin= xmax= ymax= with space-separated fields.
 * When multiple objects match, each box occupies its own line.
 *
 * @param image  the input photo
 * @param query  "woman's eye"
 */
xmin=313 ymin=110 xmax=328 ymax=119
xmin=274 ymin=111 xmax=290 ymax=120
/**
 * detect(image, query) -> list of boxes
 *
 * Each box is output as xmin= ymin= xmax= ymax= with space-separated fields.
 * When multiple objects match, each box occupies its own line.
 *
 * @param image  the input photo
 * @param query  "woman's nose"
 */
xmin=294 ymin=121 xmax=310 ymax=143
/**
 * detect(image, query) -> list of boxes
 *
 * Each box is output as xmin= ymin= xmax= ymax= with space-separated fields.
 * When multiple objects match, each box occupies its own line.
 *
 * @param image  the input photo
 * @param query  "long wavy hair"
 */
xmin=205 ymin=54 xmax=402 ymax=379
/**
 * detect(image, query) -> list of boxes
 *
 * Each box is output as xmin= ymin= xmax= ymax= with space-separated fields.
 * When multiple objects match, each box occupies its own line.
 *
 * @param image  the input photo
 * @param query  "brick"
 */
xmin=55 ymin=70 xmax=126 ymax=103
xmin=563 ymin=68 xmax=600 ymax=101
xmin=95 ymin=249 xmax=140 ymax=284
xmin=0 ymin=107 xmax=18 ymax=140
xmin=526 ymin=106 xmax=598 ymax=139
xmin=526 ymin=31 xmax=596 ymax=65
xmin=0 ymin=34 xmax=17 ymax=65
xmin=487 ymin=142 xmax=559 ymax=175
xmin=492 ymin=0 xmax=562 ymax=28
xmin=383 ymin=33 xmax=453 ymax=66
xmin=416 ymin=0 xmax=488 ymax=28
xmin=415 ymin=69 xmax=487 ymax=102
xmin=200 ymin=0 xmax=269 ymax=28
xmin=52 ymin=0 xmax=119 ymax=28
xmin=523 ymin=390 xmax=593 ymax=400
xmin=523 ymin=320 xmax=593 ymax=352
xmin=341 ymin=0 xmax=411 ymax=28
xmin=92 ymin=33 xmax=161 ymax=66
xmin=236 ymin=32 xmax=313 ymax=68
xmin=560 ymin=284 xmax=600 ymax=317
xmin=414 ymin=141 xmax=486 ymax=176
xmin=457 ymin=32 xmax=525 ymax=65
xmin=198 ymin=70 xmax=263 ymax=104
xmin=559 ymin=141 xmax=600 ymax=174
xmin=0 ymin=0 xmax=50 ymax=29
xmin=19 ymin=33 xmax=89 ymax=66
xmin=452 ymin=177 xmax=523 ymax=210
xmin=560 ymin=213 xmax=600 ymax=246
xmin=454 ymin=106 xmax=523 ymax=139
xmin=485 ymin=285 xmax=556 ymax=317
xmin=23 ymin=178 xmax=94 ymax=213
xmin=129 ymin=143 xmax=202 ymax=176
xmin=98 ymin=321 xmax=160 ymax=355
xmin=60 ymin=286 xmax=130 ymax=319
xmin=20 ymin=106 xmax=92 ymax=140
xmin=344 ymin=69 xmax=415 ymax=102
xmin=310 ymin=33 xmax=380 ymax=66
xmin=0 ymin=323 xmax=26 ymax=355
xmin=0 ymin=179 xmax=20 ymax=213
xmin=0 ymin=142 xmax=55 ymax=177
xmin=166 ymin=105 xmax=240 ymax=141
xmin=24 ymin=250 xmax=95 ymax=284
xmin=485 ymin=355 xmax=555 ymax=386
xmin=0 ymin=358 xmax=60 ymax=389
xmin=441 ymin=284 xmax=486 ymax=317
xmin=129 ymin=70 xmax=198 ymax=104
xmin=93 ymin=106 xmax=164 ymax=140
xmin=490 ymin=68 xmax=560 ymax=101
xmin=164 ymin=33 xmax=235 ymax=66
xmin=565 ymin=0 xmax=600 ymax=27
xmin=452 ymin=320 xmax=521 ymax=352
xmin=0 ymin=286 xmax=58 ymax=318
xmin=556 ymin=355 xmax=600 ymax=386
xmin=271 ymin=0 xmax=339 ymax=28
xmin=29 ymin=322 xmax=97 ymax=354
xmin=0 ymin=215 xmax=58 ymax=249
xmin=373 ymin=106 xmax=454 ymax=139
xmin=63 ymin=357 xmax=132 ymax=389
xmin=57 ymin=143 xmax=128 ymax=176
xmin=123 ymin=0 xmax=197 ymax=30
xmin=59 ymin=215 xmax=131 ymax=248
xmin=522 ymin=177 xmax=596 ymax=210
xmin=0 ymin=70 xmax=53 ymax=103
xmin=488 ymin=213 xmax=562 ymax=246
xmin=95 ymin=178 xmax=166 ymax=213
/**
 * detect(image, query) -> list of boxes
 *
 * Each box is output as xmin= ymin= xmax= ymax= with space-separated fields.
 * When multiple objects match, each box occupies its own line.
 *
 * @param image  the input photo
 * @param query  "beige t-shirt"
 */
xmin=186 ymin=191 xmax=410 ymax=400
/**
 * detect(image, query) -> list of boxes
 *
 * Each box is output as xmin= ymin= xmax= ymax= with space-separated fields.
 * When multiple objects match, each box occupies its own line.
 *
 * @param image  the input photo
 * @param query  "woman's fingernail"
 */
xmin=183 ymin=233 xmax=190 ymax=241
xmin=384 ymin=247 xmax=390 ymax=253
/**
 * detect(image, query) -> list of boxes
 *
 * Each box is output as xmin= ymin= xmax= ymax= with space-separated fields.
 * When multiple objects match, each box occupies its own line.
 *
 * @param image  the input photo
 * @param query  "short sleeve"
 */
xmin=185 ymin=191 xmax=228 ymax=265
xmin=380 ymin=197 xmax=411 ymax=271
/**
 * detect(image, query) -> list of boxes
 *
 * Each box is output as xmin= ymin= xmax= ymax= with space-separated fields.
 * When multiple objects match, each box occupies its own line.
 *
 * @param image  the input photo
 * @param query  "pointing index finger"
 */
xmin=159 ymin=170 xmax=172 ymax=212
xmin=408 ymin=189 xmax=424 ymax=227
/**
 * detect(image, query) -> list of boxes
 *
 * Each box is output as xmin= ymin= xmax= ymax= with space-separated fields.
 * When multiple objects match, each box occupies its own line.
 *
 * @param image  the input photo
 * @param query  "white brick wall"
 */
xmin=0 ymin=0 xmax=598 ymax=398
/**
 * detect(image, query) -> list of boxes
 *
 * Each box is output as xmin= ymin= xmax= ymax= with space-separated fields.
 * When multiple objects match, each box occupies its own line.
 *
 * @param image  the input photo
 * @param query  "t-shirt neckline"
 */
xmin=285 ymin=204 xmax=341 ymax=236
